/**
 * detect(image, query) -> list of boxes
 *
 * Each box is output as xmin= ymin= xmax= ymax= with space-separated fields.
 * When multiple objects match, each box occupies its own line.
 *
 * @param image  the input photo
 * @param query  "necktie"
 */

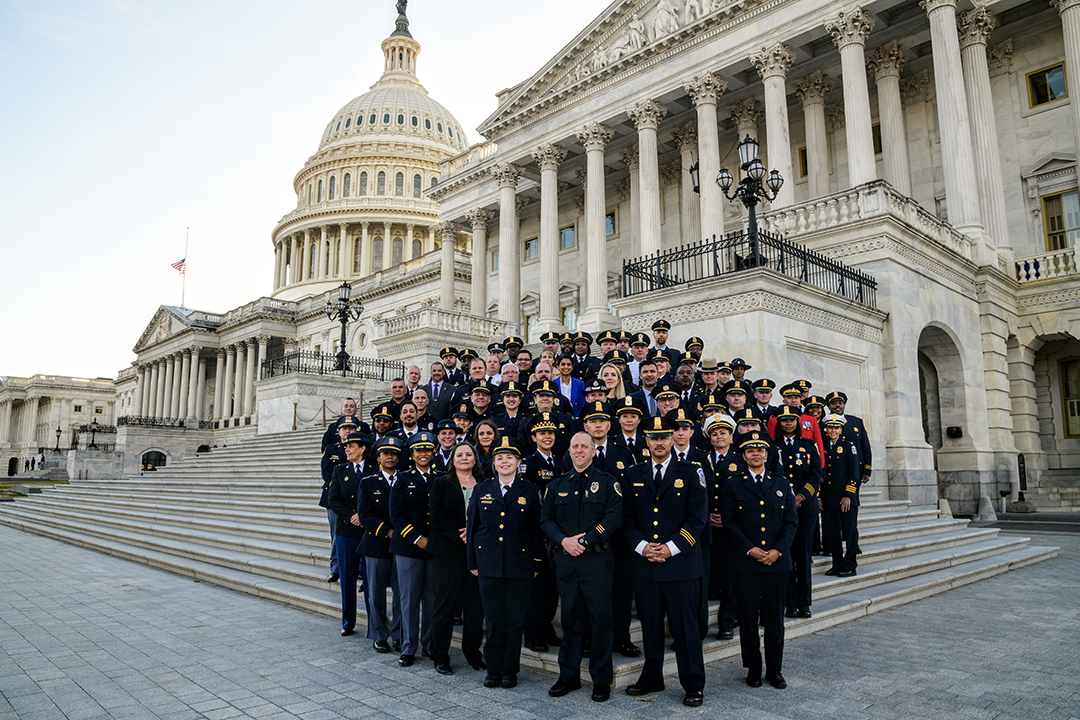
xmin=683 ymin=392 xmax=690 ymax=405
xmin=755 ymin=474 xmax=762 ymax=489
xmin=678 ymin=451 xmax=686 ymax=462
xmin=596 ymin=446 xmax=605 ymax=464
xmin=654 ymin=464 xmax=663 ymax=485
xmin=354 ymin=463 xmax=362 ymax=474
xmin=388 ymin=473 xmax=396 ymax=487
xmin=433 ymin=383 xmax=440 ymax=400
xmin=501 ymin=483 xmax=510 ymax=496
xmin=421 ymin=473 xmax=428 ymax=484
xmin=627 ymin=438 xmax=635 ymax=454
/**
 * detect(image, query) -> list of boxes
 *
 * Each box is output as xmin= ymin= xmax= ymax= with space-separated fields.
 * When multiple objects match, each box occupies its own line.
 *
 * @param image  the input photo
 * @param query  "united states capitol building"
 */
xmin=1 ymin=0 xmax=1077 ymax=513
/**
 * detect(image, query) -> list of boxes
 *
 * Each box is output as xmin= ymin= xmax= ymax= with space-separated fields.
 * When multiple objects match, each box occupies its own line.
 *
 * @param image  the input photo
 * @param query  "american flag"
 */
xmin=170 ymin=258 xmax=186 ymax=275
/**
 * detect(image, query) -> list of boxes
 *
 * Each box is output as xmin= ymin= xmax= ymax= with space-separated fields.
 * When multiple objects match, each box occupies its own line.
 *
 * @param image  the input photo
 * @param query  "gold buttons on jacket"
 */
xmin=654 ymin=508 xmax=659 ymax=513
xmin=761 ymin=514 xmax=766 ymax=519
xmin=761 ymin=527 xmax=766 ymax=532
xmin=500 ymin=512 xmax=505 ymax=517
xmin=499 ymin=524 xmax=504 ymax=529
xmin=653 ymin=521 xmax=659 ymax=526
xmin=760 ymin=500 xmax=765 ymax=505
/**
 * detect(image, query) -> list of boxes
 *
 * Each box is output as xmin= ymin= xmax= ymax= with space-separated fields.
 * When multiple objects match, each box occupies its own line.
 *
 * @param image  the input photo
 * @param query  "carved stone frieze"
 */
xmin=988 ymin=40 xmax=1013 ymax=77
xmin=652 ymin=0 xmax=683 ymax=39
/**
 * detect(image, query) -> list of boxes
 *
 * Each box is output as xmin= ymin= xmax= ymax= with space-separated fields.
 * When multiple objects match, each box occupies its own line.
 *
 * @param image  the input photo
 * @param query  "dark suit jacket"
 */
xmin=623 ymin=458 xmax=707 ymax=582
xmin=424 ymin=380 xmax=455 ymax=421
xmin=629 ymin=388 xmax=661 ymax=417
xmin=720 ymin=469 xmax=798 ymax=574
xmin=840 ymin=414 xmax=873 ymax=477
xmin=428 ymin=473 xmax=471 ymax=559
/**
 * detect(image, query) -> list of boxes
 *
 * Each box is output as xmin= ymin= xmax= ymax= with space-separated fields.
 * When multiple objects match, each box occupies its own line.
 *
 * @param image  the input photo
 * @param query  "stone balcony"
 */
xmin=275 ymin=195 xmax=440 ymax=228
xmin=373 ymin=307 xmax=510 ymax=369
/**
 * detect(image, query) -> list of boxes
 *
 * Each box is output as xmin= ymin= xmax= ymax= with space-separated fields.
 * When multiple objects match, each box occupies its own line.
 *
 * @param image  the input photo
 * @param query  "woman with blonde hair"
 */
xmin=599 ymin=362 xmax=627 ymax=400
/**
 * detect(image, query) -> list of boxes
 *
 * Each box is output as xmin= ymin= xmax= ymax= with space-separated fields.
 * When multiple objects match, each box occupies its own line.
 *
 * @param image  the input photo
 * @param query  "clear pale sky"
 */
xmin=0 ymin=0 xmax=611 ymax=380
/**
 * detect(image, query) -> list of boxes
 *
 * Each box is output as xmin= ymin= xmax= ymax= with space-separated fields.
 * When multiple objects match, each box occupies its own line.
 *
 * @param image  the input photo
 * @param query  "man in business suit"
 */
xmin=622 ymin=415 xmax=708 ymax=707
xmin=628 ymin=360 xmax=661 ymax=417
xmin=326 ymin=431 xmax=371 ymax=636
xmin=358 ymin=436 xmax=405 ymax=653
xmin=423 ymin=361 xmax=455 ymax=421
xmin=720 ymin=431 xmax=799 ymax=690
xmin=440 ymin=347 xmax=465 ymax=386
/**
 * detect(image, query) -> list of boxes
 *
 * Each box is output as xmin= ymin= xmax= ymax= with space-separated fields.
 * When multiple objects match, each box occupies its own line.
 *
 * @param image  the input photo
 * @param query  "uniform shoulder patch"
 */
xmin=697 ymin=467 xmax=707 ymax=488
xmin=614 ymin=481 xmax=622 ymax=497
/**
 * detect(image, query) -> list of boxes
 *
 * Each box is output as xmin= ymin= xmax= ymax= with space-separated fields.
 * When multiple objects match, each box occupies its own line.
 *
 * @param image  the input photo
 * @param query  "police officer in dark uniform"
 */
xmin=611 ymin=396 xmax=651 ymax=464
xmin=647 ymin=319 xmax=681 ymax=369
xmin=467 ymin=437 xmax=544 ymax=689
xmin=493 ymin=382 xmax=527 ymax=448
xmin=358 ymin=436 xmax=405 ymax=652
xmin=825 ymin=391 xmax=873 ymax=484
xmin=432 ymin=419 xmax=459 ymax=473
xmin=750 ymin=379 xmax=778 ymax=423
xmin=321 ymin=415 xmax=358 ymax=583
xmin=721 ymin=431 xmax=799 ymax=689
xmin=702 ymin=415 xmax=738 ymax=639
xmin=772 ymin=406 xmax=822 ymax=618
xmin=525 ymin=381 xmax=576 ymax=457
xmin=623 ymin=415 xmax=708 ymax=707
xmin=327 ymin=431 xmax=371 ymax=636
xmin=541 ymin=432 xmax=624 ymax=703
xmin=569 ymin=332 xmax=601 ymax=382
xmin=440 ymin=347 xmax=465 ymax=386
xmin=821 ymin=414 xmax=861 ymax=577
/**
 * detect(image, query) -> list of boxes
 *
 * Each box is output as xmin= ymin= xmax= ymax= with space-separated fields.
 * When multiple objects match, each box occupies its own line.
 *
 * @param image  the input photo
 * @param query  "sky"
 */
xmin=0 ymin=0 xmax=611 ymax=380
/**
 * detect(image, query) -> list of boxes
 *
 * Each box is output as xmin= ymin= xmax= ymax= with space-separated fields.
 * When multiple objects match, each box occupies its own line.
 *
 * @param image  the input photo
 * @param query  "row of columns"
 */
xmin=273 ymin=222 xmax=438 ymax=290
xmin=0 ymin=397 xmax=39 ymax=447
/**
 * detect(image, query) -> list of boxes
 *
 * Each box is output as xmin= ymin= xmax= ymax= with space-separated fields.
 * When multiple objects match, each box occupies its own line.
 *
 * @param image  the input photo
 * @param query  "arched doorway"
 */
xmin=141 ymin=451 xmax=167 ymax=471
xmin=917 ymin=324 xmax=972 ymax=512
xmin=7 ymin=457 xmax=17 ymax=476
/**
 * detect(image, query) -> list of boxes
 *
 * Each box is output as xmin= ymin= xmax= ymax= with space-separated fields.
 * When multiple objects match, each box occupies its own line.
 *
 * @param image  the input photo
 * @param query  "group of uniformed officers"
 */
xmin=319 ymin=321 xmax=873 ymax=706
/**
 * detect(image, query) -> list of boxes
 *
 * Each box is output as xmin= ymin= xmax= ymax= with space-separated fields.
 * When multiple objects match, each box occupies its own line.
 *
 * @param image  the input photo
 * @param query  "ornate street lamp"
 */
xmin=688 ymin=161 xmax=700 ymax=194
xmin=89 ymin=417 xmax=99 ymax=449
xmin=717 ymin=134 xmax=784 ymax=267
xmin=54 ymin=424 xmax=61 ymax=453
xmin=323 ymin=281 xmax=364 ymax=374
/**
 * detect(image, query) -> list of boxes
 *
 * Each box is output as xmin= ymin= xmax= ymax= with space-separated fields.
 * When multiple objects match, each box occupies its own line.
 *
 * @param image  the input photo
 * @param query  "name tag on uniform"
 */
xmin=633 ymin=483 xmax=644 ymax=487
xmin=558 ymin=492 xmax=569 ymax=497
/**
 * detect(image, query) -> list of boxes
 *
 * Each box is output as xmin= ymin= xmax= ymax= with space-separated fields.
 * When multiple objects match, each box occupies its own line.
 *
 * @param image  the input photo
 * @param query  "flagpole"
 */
xmin=182 ymin=227 xmax=189 ymax=309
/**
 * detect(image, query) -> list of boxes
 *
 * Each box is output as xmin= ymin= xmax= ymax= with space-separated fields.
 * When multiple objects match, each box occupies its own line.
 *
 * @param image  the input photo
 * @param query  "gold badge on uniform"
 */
xmin=838 ymin=446 xmax=844 ymax=454
xmin=616 ymin=461 xmax=625 ymax=470
xmin=517 ymin=496 xmax=527 ymax=505
xmin=590 ymin=481 xmax=599 ymax=494
xmin=674 ymin=479 xmax=684 ymax=488
xmin=729 ymin=463 xmax=738 ymax=472
xmin=796 ymin=459 xmax=803 ymax=466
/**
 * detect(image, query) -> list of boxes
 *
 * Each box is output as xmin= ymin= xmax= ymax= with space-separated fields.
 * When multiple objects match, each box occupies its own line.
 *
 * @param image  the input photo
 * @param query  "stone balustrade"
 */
xmin=761 ymin=180 xmax=974 ymax=261
xmin=443 ymin=140 xmax=499 ymax=180
xmin=375 ymin=307 xmax=509 ymax=342
xmin=1015 ymin=247 xmax=1078 ymax=284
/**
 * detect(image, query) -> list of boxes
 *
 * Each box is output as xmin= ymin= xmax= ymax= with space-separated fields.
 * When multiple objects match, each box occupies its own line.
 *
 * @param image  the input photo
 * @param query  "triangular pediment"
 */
xmin=1022 ymin=152 xmax=1077 ymax=180
xmin=133 ymin=306 xmax=194 ymax=353
xmin=478 ymin=0 xmax=755 ymax=138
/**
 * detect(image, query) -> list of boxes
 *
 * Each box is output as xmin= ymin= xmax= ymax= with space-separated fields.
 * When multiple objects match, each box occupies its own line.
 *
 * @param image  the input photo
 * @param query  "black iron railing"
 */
xmin=261 ymin=351 xmax=405 ymax=381
xmin=77 ymin=423 xmax=116 ymax=433
xmin=622 ymin=229 xmax=877 ymax=309
xmin=117 ymin=416 xmax=187 ymax=428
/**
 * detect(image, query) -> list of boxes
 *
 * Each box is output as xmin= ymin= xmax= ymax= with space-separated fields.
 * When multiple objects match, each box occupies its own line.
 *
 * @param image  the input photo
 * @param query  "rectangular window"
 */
xmin=560 ymin=225 xmax=576 ymax=250
xmin=798 ymin=146 xmax=808 ymax=178
xmin=74 ymin=405 xmax=83 ymax=413
xmin=525 ymin=314 xmax=538 ymax=342
xmin=524 ymin=236 xmax=538 ymax=261
xmin=1062 ymin=358 xmax=1080 ymax=438
xmin=1043 ymin=189 xmax=1080 ymax=251
xmin=872 ymin=123 xmax=883 ymax=155
xmin=1028 ymin=63 xmax=1068 ymax=108
xmin=606 ymin=211 xmax=616 ymax=237
xmin=491 ymin=248 xmax=499 ymax=271
xmin=94 ymin=407 xmax=104 ymax=415
xmin=561 ymin=305 xmax=577 ymax=331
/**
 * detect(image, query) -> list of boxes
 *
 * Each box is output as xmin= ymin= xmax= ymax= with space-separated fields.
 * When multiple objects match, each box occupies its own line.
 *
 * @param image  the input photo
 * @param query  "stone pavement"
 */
xmin=1 ymin=524 xmax=1076 ymax=720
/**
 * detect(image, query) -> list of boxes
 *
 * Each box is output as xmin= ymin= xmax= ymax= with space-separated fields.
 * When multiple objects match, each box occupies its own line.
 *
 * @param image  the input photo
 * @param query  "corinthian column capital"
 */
xmin=826 ymin=8 xmax=875 ymax=49
xmin=865 ymin=41 xmax=908 ymax=80
xmin=575 ymin=122 xmax=614 ymax=151
xmin=464 ymin=208 xmax=494 ymax=230
xmin=729 ymin=99 xmax=764 ymax=133
xmin=436 ymin=221 xmax=459 ymax=242
xmin=958 ymin=7 xmax=997 ymax=50
xmin=532 ymin=143 xmax=568 ymax=171
xmin=620 ymin=146 xmax=640 ymax=171
xmin=750 ymin=41 xmax=796 ymax=79
xmin=1052 ymin=0 xmax=1080 ymax=13
xmin=794 ymin=71 xmax=833 ymax=105
xmin=671 ymin=122 xmax=698 ymax=149
xmin=490 ymin=162 xmax=523 ymax=188
xmin=684 ymin=72 xmax=728 ymax=106
xmin=626 ymin=99 xmax=668 ymax=131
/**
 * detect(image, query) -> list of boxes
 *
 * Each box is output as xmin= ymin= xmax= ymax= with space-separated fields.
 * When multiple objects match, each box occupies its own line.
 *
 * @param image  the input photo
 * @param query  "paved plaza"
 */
xmin=0 ymin=524 xmax=1077 ymax=720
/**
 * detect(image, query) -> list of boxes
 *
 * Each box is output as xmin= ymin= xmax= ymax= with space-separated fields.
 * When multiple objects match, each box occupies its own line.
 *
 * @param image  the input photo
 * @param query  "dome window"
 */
xmin=413 ymin=174 xmax=421 ymax=198
xmin=383 ymin=113 xmax=390 ymax=123
xmin=377 ymin=171 xmax=386 ymax=196
xmin=412 ymin=116 xmax=418 ymax=127
xmin=395 ymin=172 xmax=404 ymax=197
xmin=329 ymin=176 xmax=336 ymax=200
xmin=370 ymin=114 xmax=376 ymax=124
xmin=360 ymin=172 xmax=368 ymax=196
xmin=336 ymin=121 xmax=341 ymax=131
xmin=343 ymin=173 xmax=351 ymax=198
xmin=430 ymin=177 xmax=437 ymax=188
xmin=345 ymin=118 xmax=351 ymax=128
xmin=425 ymin=119 xmax=431 ymax=130
xmin=318 ymin=180 xmax=323 ymax=202
xmin=357 ymin=115 xmax=363 ymax=126
xmin=448 ymin=128 xmax=453 ymax=138
xmin=437 ymin=122 xmax=443 ymax=133
xmin=397 ymin=114 xmax=404 ymax=125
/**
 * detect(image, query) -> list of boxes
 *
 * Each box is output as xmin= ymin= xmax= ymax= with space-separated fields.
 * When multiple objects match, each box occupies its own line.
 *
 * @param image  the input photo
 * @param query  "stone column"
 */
xmin=301 ymin=229 xmax=312 ymax=281
xmin=338 ymin=223 xmax=349 ymax=278
xmin=178 ymin=349 xmax=191 ymax=420
xmin=795 ymin=72 xmax=833 ymax=199
xmin=289 ymin=234 xmax=299 ymax=283
xmin=867 ymin=41 xmax=912 ymax=196
xmin=491 ymin=162 xmax=524 ymax=327
xmin=143 ymin=364 xmax=154 ymax=416
xmin=920 ymin=0 xmax=984 ymax=238
xmin=186 ymin=347 xmax=200 ymax=422
xmin=234 ymin=343 xmax=246 ymax=419
xmin=959 ymin=8 xmax=1009 ymax=250
xmin=273 ymin=244 xmax=281 ymax=290
xmin=195 ymin=353 xmax=207 ymax=421
xmin=223 ymin=347 xmax=236 ymax=420
xmin=533 ymin=143 xmax=568 ymax=332
xmin=133 ymin=365 xmax=144 ymax=419
xmin=361 ymin=222 xmax=372 ymax=275
xmin=213 ymin=349 xmax=225 ymax=421
xmin=575 ymin=122 xmax=617 ymax=331
xmin=672 ymin=123 xmax=702 ymax=244
xmin=729 ymin=100 xmax=763 ymax=228
xmin=466 ymin=209 xmax=492 ymax=317
xmin=685 ymin=72 xmax=728 ymax=240
xmin=751 ymin=41 xmax=797 ymax=208
xmin=620 ymin=147 xmax=641 ymax=256
xmin=627 ymin=100 xmax=668 ymax=256
xmin=826 ymin=8 xmax=878 ymax=187
xmin=316 ymin=225 xmax=328 ymax=278
xmin=1053 ymin=0 xmax=1080 ymax=156
xmin=406 ymin=224 xmax=415 ymax=261
xmin=280 ymin=239 xmax=290 ymax=288
xmin=163 ymin=355 xmax=176 ymax=419
xmin=382 ymin=222 xmax=393 ymax=269
xmin=0 ymin=400 xmax=11 ymax=445
xmin=243 ymin=338 xmax=257 ymax=416
xmin=438 ymin=221 xmax=457 ymax=311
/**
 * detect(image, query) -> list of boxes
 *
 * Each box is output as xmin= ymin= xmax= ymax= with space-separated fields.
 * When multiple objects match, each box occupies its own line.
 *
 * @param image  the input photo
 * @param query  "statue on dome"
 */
xmin=393 ymin=0 xmax=412 ymax=37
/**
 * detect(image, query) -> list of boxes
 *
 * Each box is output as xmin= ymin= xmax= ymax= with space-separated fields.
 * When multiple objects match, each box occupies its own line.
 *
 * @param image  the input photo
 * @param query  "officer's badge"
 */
xmin=674 ymin=479 xmax=684 ymax=488
xmin=590 ymin=481 xmax=599 ymax=494
xmin=729 ymin=463 xmax=738 ymax=472
xmin=614 ymin=482 xmax=622 ymax=497
xmin=776 ymin=490 xmax=783 ymax=497
xmin=838 ymin=446 xmax=844 ymax=453
xmin=616 ymin=461 xmax=625 ymax=470
xmin=517 ymin=496 xmax=527 ymax=506
xmin=796 ymin=458 xmax=803 ymax=466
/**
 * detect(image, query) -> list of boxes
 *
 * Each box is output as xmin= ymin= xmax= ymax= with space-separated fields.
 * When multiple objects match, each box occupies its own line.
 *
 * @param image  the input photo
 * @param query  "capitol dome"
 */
xmin=270 ymin=3 xmax=469 ymax=302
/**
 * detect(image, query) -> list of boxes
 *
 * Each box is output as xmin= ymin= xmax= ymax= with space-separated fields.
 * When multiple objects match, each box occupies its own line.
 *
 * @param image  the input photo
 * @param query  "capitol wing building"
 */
xmin=1 ymin=0 xmax=1078 ymax=514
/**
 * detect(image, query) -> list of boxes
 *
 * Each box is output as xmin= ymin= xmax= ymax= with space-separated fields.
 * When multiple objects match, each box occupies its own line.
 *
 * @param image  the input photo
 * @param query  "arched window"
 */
xmin=425 ymin=118 xmax=431 ymax=129
xmin=413 ymin=174 xmax=421 ymax=198
xmin=309 ymin=245 xmax=317 ymax=277
xmin=412 ymin=239 xmax=422 ymax=259
xmin=437 ymin=122 xmax=443 ymax=133
xmin=383 ymin=113 xmax=390 ymax=123
xmin=395 ymin=172 xmax=404 ymax=197
xmin=329 ymin=176 xmax=336 ymax=200
xmin=345 ymin=117 xmax=351 ymax=128
xmin=343 ymin=173 xmax=351 ymax=198
xmin=357 ymin=115 xmax=363 ymax=126
xmin=392 ymin=237 xmax=403 ymax=265
xmin=335 ymin=121 xmax=340 ymax=131
xmin=397 ymin=114 xmax=404 ymax=125
xmin=308 ymin=184 xmax=313 ymax=203
xmin=141 ymin=451 xmax=166 ymax=471
xmin=360 ymin=172 xmax=368 ymax=196
xmin=354 ymin=238 xmax=362 ymax=273
xmin=411 ymin=116 xmax=418 ymax=127
xmin=370 ymin=114 xmax=376 ymax=124
xmin=377 ymin=172 xmax=386 ymax=195
xmin=372 ymin=237 xmax=383 ymax=271
xmin=317 ymin=180 xmax=323 ymax=202
xmin=430 ymin=177 xmax=437 ymax=188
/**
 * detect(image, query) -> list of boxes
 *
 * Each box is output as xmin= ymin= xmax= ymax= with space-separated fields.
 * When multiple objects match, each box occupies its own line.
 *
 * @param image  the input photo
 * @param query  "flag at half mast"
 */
xmin=170 ymin=258 xmax=186 ymax=275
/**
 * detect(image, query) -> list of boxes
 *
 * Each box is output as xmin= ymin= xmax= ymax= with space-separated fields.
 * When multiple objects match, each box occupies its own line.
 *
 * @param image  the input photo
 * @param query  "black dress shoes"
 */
xmin=766 ymin=673 xmax=787 ymax=689
xmin=484 ymin=676 xmax=500 ymax=688
xmin=718 ymin=629 xmax=735 ymax=640
xmin=798 ymin=608 xmax=812 ymax=618
xmin=625 ymin=681 xmax=665 ymax=696
xmin=838 ymin=570 xmax=857 ymax=577
xmin=421 ymin=649 xmax=431 ymax=658
xmin=683 ymin=691 xmax=704 ymax=706
xmin=591 ymin=684 xmax=610 ymax=702
xmin=524 ymin=641 xmax=549 ymax=652
xmin=435 ymin=663 xmax=453 ymax=675
xmin=548 ymin=678 xmax=582 ymax=697
xmin=340 ymin=628 xmax=354 ymax=637
xmin=470 ymin=660 xmax=487 ymax=672
xmin=746 ymin=673 xmax=763 ymax=688
xmin=785 ymin=609 xmax=800 ymax=618
xmin=393 ymin=639 xmax=402 ymax=652
xmin=614 ymin=641 xmax=641 ymax=657
xmin=824 ymin=568 xmax=840 ymax=576
xmin=398 ymin=655 xmax=414 ymax=667
xmin=501 ymin=676 xmax=517 ymax=688
xmin=326 ymin=572 xmax=339 ymax=583
xmin=372 ymin=640 xmax=391 ymax=653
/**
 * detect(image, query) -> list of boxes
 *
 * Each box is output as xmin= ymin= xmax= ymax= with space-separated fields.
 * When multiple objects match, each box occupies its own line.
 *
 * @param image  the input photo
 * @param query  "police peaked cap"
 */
xmin=337 ymin=415 xmax=359 ymax=428
xmin=539 ymin=331 xmax=561 ymax=343
xmin=491 ymin=436 xmax=521 ymax=457
xmin=439 ymin=347 xmax=459 ymax=358
xmin=739 ymin=431 xmax=770 ymax=450
xmin=643 ymin=415 xmax=676 ymax=436
xmin=665 ymin=408 xmax=695 ymax=427
xmin=344 ymin=431 xmax=372 ymax=446
xmin=597 ymin=330 xmax=620 ymax=344
xmin=651 ymin=319 xmax=671 ymax=331
xmin=684 ymin=336 xmax=704 ymax=350
xmin=581 ymin=401 xmax=611 ymax=421
xmin=722 ymin=379 xmax=751 ymax=396
xmin=527 ymin=412 xmax=558 ymax=433
xmin=407 ymin=431 xmax=437 ymax=451
xmin=615 ymin=396 xmax=646 ymax=415
xmin=775 ymin=405 xmax=801 ymax=420
xmin=503 ymin=336 xmax=525 ymax=348
xmin=826 ymin=391 xmax=848 ymax=404
xmin=375 ymin=436 xmax=402 ymax=453
xmin=752 ymin=378 xmax=776 ymax=392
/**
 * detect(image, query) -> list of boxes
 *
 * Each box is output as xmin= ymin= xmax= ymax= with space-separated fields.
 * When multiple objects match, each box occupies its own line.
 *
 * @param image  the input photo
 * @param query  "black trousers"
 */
xmin=611 ymin=542 xmax=635 ymax=646
xmin=732 ymin=570 xmax=785 ymax=678
xmin=478 ymin=576 xmax=531 ymax=679
xmin=698 ymin=543 xmax=711 ymax=639
xmin=822 ymin=506 xmax=859 ymax=572
xmin=524 ymin=559 xmax=559 ymax=645
xmin=430 ymin=554 xmax=483 ymax=667
xmin=786 ymin=512 xmax=817 ymax=611
xmin=709 ymin=528 xmax=737 ymax=633
xmin=553 ymin=551 xmax=614 ymax=684
xmin=634 ymin=576 xmax=705 ymax=693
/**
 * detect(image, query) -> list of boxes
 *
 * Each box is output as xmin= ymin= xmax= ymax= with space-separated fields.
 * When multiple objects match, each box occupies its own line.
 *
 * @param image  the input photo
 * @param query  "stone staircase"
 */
xmin=0 ymin=426 xmax=1059 ymax=687
xmin=1025 ymin=468 xmax=1080 ymax=512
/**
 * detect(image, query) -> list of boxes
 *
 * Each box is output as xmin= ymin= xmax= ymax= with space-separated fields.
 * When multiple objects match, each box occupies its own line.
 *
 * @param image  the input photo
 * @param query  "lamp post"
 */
xmin=688 ymin=162 xmax=701 ymax=194
xmin=89 ymin=417 xmax=99 ymax=449
xmin=323 ymin=281 xmax=364 ymax=375
xmin=716 ymin=134 xmax=784 ymax=267
xmin=54 ymin=425 xmax=61 ymax=453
